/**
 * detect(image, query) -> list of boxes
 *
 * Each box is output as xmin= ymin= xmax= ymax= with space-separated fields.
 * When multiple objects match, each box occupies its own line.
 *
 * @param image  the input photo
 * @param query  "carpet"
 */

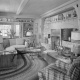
xmin=0 ymin=55 xmax=47 ymax=80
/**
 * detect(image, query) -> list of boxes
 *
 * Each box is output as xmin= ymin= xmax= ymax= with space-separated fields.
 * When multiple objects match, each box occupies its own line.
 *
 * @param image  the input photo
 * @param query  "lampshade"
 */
xmin=71 ymin=31 xmax=80 ymax=40
xmin=26 ymin=31 xmax=32 ymax=36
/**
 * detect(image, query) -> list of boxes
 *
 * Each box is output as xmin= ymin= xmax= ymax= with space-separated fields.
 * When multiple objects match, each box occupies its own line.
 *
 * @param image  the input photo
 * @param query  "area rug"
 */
xmin=0 ymin=55 xmax=48 ymax=80
xmin=0 ymin=54 xmax=32 ymax=80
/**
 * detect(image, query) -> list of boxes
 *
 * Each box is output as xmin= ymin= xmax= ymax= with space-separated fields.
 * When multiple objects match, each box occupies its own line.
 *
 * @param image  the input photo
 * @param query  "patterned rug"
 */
xmin=0 ymin=54 xmax=32 ymax=80
xmin=0 ymin=55 xmax=47 ymax=80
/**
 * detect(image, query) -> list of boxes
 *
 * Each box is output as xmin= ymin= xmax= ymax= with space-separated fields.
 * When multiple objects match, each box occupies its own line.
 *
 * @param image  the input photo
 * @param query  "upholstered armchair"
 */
xmin=38 ymin=56 xmax=80 ymax=80
xmin=68 ymin=56 xmax=80 ymax=80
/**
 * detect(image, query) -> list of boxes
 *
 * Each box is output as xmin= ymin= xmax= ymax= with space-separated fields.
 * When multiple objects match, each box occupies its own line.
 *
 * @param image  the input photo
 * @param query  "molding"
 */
xmin=0 ymin=16 xmax=14 ymax=18
xmin=16 ymin=0 xmax=29 ymax=15
xmin=41 ymin=0 xmax=78 ymax=18
xmin=14 ymin=14 xmax=40 ymax=19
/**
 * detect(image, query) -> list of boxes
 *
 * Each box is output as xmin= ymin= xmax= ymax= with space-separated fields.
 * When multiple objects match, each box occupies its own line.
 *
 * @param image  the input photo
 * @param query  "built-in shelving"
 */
xmin=0 ymin=18 xmax=34 ymax=23
xmin=23 ymin=23 xmax=33 ymax=37
xmin=45 ymin=17 xmax=77 ymax=24
xmin=44 ymin=8 xmax=77 ymax=23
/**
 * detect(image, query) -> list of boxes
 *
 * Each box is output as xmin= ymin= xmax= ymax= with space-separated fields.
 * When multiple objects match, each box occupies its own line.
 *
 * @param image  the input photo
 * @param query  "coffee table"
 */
xmin=0 ymin=51 xmax=17 ymax=70
xmin=15 ymin=47 xmax=41 ymax=59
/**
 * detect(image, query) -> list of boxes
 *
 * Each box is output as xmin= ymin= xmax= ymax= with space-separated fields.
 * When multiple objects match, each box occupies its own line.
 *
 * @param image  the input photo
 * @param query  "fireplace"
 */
xmin=51 ymin=29 xmax=60 ymax=50
xmin=51 ymin=36 xmax=60 ymax=50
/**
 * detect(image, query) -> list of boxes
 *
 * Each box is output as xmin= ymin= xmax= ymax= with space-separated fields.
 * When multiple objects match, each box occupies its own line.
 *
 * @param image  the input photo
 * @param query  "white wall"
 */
xmin=34 ymin=19 xmax=42 ymax=44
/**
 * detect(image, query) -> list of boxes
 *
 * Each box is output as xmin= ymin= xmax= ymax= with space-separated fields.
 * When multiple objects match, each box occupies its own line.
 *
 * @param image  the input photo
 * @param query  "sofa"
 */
xmin=0 ymin=37 xmax=26 ymax=69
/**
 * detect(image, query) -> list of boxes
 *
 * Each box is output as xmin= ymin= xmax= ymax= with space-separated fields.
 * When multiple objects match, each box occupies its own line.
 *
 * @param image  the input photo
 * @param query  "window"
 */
xmin=15 ymin=25 xmax=20 ymax=36
xmin=0 ymin=25 xmax=11 ymax=37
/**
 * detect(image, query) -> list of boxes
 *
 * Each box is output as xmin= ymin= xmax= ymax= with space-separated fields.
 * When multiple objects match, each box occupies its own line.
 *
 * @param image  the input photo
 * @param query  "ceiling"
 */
xmin=0 ymin=0 xmax=71 ymax=19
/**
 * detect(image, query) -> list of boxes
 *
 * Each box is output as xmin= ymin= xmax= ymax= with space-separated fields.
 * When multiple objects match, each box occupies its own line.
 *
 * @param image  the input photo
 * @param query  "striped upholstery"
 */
xmin=38 ymin=56 xmax=80 ymax=80
xmin=68 ymin=62 xmax=80 ymax=77
xmin=68 ymin=56 xmax=80 ymax=80
xmin=71 ymin=67 xmax=80 ymax=80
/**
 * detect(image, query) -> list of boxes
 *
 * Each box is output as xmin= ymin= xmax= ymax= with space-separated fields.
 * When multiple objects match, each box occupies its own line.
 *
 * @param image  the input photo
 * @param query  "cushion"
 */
xmin=16 ymin=38 xmax=24 ymax=45
xmin=50 ymin=65 xmax=67 ymax=74
xmin=9 ymin=39 xmax=16 ymax=46
xmin=5 ymin=45 xmax=26 ymax=52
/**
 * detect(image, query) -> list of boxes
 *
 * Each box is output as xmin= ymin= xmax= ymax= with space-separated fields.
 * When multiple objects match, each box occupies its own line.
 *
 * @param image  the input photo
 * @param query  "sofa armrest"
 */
xmin=49 ymin=66 xmax=71 ymax=80
xmin=49 ymin=65 xmax=67 ymax=74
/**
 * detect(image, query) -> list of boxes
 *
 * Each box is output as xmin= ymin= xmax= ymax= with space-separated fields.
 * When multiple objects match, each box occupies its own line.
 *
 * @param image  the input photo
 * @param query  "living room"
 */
xmin=0 ymin=0 xmax=80 ymax=80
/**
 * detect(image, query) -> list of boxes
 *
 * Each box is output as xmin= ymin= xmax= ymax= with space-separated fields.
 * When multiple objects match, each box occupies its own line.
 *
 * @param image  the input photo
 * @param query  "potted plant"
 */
xmin=10 ymin=29 xmax=16 ymax=38
xmin=7 ymin=29 xmax=16 ymax=38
